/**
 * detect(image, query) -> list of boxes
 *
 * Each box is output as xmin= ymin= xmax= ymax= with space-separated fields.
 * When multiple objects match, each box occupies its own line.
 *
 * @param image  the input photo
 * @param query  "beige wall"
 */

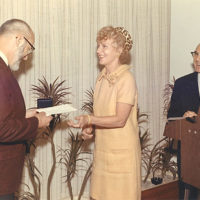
xmin=170 ymin=0 xmax=200 ymax=80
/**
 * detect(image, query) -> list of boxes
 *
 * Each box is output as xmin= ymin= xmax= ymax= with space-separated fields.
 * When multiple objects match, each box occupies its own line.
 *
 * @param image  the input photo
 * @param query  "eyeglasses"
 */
xmin=24 ymin=37 xmax=35 ymax=52
xmin=191 ymin=51 xmax=200 ymax=57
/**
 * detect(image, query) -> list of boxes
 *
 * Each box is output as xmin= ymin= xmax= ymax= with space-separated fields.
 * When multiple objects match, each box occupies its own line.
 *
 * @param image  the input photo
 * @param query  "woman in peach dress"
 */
xmin=69 ymin=26 xmax=141 ymax=200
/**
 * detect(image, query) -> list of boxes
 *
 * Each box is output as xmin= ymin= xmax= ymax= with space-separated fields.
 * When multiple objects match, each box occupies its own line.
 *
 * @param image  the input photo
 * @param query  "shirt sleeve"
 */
xmin=116 ymin=71 xmax=137 ymax=105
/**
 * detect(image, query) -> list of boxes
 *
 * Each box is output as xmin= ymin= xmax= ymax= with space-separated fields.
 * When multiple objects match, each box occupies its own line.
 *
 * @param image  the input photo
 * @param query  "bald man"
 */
xmin=168 ymin=44 xmax=200 ymax=200
xmin=0 ymin=19 xmax=52 ymax=200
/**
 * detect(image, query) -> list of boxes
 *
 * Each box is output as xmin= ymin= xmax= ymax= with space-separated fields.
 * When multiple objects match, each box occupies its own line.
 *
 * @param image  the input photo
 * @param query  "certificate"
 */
xmin=36 ymin=104 xmax=77 ymax=116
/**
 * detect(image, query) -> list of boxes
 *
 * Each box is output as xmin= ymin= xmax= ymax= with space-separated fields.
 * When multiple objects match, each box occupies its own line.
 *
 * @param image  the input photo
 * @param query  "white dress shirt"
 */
xmin=0 ymin=50 xmax=8 ymax=66
xmin=198 ymin=73 xmax=200 ymax=96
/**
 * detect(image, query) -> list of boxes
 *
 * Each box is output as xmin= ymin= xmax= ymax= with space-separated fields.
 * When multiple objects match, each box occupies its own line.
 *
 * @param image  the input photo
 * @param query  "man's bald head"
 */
xmin=0 ymin=19 xmax=34 ymax=39
xmin=0 ymin=19 xmax=35 ymax=71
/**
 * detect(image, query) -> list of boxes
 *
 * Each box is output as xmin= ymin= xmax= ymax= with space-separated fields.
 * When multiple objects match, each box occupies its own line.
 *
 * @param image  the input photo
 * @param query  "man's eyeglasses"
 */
xmin=191 ymin=51 xmax=200 ymax=57
xmin=24 ymin=37 xmax=35 ymax=52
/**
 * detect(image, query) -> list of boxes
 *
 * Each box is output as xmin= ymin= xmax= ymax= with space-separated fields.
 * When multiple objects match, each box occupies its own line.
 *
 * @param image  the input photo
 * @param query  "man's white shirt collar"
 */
xmin=0 ymin=50 xmax=8 ymax=66
xmin=198 ymin=73 xmax=200 ymax=95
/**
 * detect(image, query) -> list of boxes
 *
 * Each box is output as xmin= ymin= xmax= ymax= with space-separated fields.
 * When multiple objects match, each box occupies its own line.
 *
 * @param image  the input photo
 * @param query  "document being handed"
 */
xmin=36 ymin=104 xmax=77 ymax=116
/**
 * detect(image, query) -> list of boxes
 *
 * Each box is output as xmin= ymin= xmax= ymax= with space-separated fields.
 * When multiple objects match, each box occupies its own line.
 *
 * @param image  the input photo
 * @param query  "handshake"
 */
xmin=68 ymin=115 xmax=93 ymax=140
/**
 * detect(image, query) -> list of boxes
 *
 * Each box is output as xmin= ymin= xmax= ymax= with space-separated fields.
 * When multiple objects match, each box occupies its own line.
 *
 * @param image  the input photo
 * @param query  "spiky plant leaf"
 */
xmin=163 ymin=76 xmax=176 ymax=116
xmin=32 ymin=76 xmax=71 ymax=106
xmin=58 ymin=130 xmax=91 ymax=183
xmin=81 ymin=88 xmax=94 ymax=114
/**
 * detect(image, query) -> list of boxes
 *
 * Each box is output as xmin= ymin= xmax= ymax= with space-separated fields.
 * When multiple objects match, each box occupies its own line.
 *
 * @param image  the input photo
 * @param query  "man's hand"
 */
xmin=35 ymin=112 xmax=53 ymax=128
xmin=26 ymin=109 xmax=37 ymax=118
xmin=183 ymin=111 xmax=197 ymax=118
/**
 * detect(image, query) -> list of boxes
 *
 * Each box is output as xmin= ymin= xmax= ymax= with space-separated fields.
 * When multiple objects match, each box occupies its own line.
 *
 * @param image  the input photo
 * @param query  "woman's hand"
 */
xmin=67 ymin=119 xmax=76 ymax=127
xmin=75 ymin=115 xmax=90 ymax=128
xmin=67 ymin=115 xmax=91 ymax=128
xmin=81 ymin=126 xmax=93 ymax=140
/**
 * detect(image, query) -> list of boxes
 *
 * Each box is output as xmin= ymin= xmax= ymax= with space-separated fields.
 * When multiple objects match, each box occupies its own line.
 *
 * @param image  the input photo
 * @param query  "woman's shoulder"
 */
xmin=117 ymin=65 xmax=135 ymax=81
xmin=116 ymin=71 xmax=136 ymax=90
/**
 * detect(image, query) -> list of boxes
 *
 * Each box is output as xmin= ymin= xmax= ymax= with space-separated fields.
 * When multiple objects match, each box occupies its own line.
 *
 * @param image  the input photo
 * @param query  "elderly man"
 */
xmin=168 ymin=44 xmax=200 ymax=200
xmin=0 ymin=19 xmax=52 ymax=200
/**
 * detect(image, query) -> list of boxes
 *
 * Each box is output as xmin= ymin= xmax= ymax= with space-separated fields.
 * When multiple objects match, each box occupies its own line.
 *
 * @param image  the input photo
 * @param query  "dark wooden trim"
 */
xmin=142 ymin=180 xmax=179 ymax=200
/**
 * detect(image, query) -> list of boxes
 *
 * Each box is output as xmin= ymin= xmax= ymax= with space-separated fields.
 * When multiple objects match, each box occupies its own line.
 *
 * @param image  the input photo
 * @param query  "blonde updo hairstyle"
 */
xmin=96 ymin=26 xmax=133 ymax=64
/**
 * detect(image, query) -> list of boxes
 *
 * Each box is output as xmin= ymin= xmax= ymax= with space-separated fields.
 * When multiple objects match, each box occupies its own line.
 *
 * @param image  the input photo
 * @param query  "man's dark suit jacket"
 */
xmin=0 ymin=58 xmax=38 ymax=195
xmin=168 ymin=72 xmax=199 ymax=118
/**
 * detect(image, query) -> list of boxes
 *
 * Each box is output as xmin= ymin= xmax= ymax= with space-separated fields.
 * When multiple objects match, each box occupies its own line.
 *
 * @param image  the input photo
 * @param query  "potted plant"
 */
xmin=57 ymin=88 xmax=94 ymax=200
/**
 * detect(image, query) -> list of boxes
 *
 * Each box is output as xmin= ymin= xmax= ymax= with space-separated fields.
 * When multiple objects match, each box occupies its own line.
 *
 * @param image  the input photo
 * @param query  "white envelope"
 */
xmin=36 ymin=104 xmax=77 ymax=116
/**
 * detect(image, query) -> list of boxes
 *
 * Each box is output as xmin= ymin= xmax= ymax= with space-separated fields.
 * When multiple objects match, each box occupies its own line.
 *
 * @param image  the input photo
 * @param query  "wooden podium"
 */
xmin=164 ymin=117 xmax=200 ymax=189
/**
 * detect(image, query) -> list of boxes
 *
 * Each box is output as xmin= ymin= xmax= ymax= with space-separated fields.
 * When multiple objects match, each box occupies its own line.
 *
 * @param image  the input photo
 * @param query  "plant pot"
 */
xmin=151 ymin=177 xmax=163 ymax=185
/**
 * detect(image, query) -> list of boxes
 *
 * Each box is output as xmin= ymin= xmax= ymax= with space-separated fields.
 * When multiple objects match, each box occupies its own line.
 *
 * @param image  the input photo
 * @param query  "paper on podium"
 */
xmin=167 ymin=117 xmax=185 ymax=121
xmin=36 ymin=104 xmax=77 ymax=116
